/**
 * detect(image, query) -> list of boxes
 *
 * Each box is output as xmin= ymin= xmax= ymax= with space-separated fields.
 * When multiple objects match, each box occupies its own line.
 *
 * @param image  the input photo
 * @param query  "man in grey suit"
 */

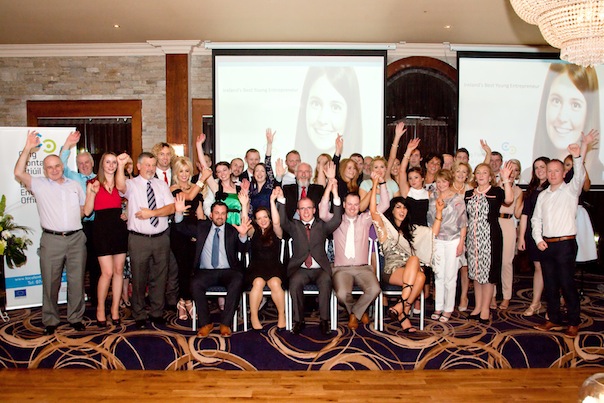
xmin=276 ymin=181 xmax=342 ymax=335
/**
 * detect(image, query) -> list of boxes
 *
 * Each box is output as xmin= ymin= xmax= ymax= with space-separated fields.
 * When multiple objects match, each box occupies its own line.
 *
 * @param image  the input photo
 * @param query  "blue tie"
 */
xmin=211 ymin=228 xmax=220 ymax=268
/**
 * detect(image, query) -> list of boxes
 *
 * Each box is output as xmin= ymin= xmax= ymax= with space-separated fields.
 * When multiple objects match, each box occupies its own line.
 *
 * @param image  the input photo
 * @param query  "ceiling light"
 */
xmin=510 ymin=0 xmax=604 ymax=67
xmin=113 ymin=24 xmax=120 ymax=29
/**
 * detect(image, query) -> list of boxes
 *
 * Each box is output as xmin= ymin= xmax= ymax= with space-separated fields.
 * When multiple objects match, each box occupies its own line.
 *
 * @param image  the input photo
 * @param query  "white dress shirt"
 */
xmin=532 ymin=156 xmax=584 ymax=244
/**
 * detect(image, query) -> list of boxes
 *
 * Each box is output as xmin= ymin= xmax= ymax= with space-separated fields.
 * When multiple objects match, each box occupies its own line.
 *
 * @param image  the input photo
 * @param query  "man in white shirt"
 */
xmin=59 ymin=131 xmax=100 ymax=306
xmin=14 ymin=130 xmax=87 ymax=335
xmin=532 ymin=131 xmax=594 ymax=338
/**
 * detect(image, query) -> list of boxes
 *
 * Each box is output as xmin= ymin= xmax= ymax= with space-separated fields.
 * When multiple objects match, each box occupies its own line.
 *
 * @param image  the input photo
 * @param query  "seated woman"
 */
xmin=369 ymin=173 xmax=444 ymax=333
xmin=240 ymin=188 xmax=286 ymax=332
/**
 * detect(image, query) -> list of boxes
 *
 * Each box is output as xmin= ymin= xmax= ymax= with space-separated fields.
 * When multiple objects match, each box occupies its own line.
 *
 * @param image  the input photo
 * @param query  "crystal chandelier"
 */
xmin=510 ymin=0 xmax=604 ymax=67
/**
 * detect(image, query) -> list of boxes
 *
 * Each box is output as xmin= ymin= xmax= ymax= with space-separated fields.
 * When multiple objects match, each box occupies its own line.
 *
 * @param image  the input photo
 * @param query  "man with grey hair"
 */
xmin=60 ymin=131 xmax=100 ymax=306
xmin=15 ymin=130 xmax=87 ymax=335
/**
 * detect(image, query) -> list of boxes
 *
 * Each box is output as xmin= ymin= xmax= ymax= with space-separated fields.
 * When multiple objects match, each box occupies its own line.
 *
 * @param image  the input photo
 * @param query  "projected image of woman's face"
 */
xmin=545 ymin=73 xmax=587 ymax=149
xmin=306 ymin=75 xmax=348 ymax=151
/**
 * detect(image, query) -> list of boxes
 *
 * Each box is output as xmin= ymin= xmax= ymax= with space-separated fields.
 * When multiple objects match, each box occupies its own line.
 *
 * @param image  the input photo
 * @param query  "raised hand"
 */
xmin=266 ymin=128 xmax=276 ymax=144
xmin=395 ymin=121 xmax=407 ymax=138
xmin=272 ymin=186 xmax=283 ymax=199
xmin=238 ymin=188 xmax=250 ymax=206
xmin=196 ymin=133 xmax=206 ymax=147
xmin=25 ymin=130 xmax=42 ymax=150
xmin=64 ymin=131 xmax=81 ymax=149
xmin=568 ymin=143 xmax=581 ymax=158
xmin=200 ymin=166 xmax=213 ymax=183
xmin=499 ymin=160 xmax=513 ymax=182
xmin=480 ymin=139 xmax=491 ymax=155
xmin=335 ymin=133 xmax=344 ymax=154
xmin=582 ymin=129 xmax=598 ymax=146
xmin=240 ymin=178 xmax=250 ymax=192
xmin=324 ymin=161 xmax=336 ymax=180
xmin=405 ymin=137 xmax=420 ymax=153
xmin=233 ymin=215 xmax=253 ymax=236
xmin=117 ymin=153 xmax=130 ymax=167
xmin=174 ymin=192 xmax=191 ymax=214
xmin=275 ymin=158 xmax=286 ymax=178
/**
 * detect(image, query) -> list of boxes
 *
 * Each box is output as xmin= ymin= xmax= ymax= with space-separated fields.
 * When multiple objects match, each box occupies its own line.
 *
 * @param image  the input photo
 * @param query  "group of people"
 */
xmin=13 ymin=117 xmax=596 ymax=339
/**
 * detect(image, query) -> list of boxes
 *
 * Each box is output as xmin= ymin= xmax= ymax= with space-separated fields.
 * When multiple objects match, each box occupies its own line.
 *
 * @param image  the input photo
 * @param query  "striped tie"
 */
xmin=147 ymin=181 xmax=159 ymax=227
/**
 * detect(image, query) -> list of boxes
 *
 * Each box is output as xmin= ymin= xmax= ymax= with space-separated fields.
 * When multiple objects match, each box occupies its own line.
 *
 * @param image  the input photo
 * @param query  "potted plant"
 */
xmin=0 ymin=195 xmax=33 ymax=271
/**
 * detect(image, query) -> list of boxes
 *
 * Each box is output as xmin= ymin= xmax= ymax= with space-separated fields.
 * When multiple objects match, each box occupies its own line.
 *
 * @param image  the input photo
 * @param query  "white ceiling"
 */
xmin=0 ymin=0 xmax=546 ymax=47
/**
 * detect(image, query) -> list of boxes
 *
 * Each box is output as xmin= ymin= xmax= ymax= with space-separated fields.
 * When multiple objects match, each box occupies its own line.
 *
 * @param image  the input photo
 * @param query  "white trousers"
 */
xmin=433 ymin=238 xmax=461 ymax=313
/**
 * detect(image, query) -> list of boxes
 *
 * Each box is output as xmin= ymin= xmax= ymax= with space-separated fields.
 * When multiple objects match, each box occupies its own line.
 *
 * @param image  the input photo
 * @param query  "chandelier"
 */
xmin=510 ymin=0 xmax=604 ymax=67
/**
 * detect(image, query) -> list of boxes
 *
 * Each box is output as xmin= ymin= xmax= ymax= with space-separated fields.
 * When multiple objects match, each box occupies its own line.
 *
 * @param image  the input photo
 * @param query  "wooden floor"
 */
xmin=0 ymin=368 xmax=600 ymax=402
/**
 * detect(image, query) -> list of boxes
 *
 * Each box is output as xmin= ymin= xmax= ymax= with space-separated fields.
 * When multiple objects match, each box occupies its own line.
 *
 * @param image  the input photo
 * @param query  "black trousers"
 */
xmin=541 ymin=239 xmax=581 ymax=326
xmin=191 ymin=269 xmax=243 ymax=328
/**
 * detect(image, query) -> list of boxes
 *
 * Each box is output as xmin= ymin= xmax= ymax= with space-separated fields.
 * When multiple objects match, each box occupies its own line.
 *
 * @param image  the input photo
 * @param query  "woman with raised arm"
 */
xmin=370 ymin=172 xmax=444 ymax=333
xmin=241 ymin=187 xmax=287 ymax=332
xmin=427 ymin=169 xmax=467 ymax=322
xmin=517 ymin=156 xmax=550 ymax=316
xmin=496 ymin=159 xmax=524 ymax=311
xmin=397 ymin=136 xmax=429 ymax=226
xmin=249 ymin=129 xmax=278 ymax=215
xmin=169 ymin=156 xmax=210 ymax=321
xmin=84 ymin=152 xmax=128 ymax=327
xmin=359 ymin=156 xmax=400 ymax=212
xmin=386 ymin=121 xmax=406 ymax=181
xmin=451 ymin=161 xmax=473 ymax=311
xmin=464 ymin=161 xmax=514 ymax=324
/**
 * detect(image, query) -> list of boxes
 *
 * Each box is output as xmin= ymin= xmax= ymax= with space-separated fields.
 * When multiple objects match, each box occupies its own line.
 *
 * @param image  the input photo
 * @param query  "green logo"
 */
xmin=42 ymin=139 xmax=56 ymax=154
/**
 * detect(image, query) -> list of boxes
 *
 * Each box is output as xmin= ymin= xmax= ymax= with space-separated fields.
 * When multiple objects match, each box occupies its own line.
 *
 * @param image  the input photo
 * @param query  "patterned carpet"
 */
xmin=1 ymin=271 xmax=603 ymax=370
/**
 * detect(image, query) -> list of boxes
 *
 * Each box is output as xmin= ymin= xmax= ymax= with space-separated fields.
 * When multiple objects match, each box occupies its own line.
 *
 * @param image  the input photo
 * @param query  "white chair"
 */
xmin=190 ymin=289 xmax=239 ymax=332
xmin=286 ymin=238 xmax=337 ymax=331
xmin=376 ymin=241 xmax=426 ymax=331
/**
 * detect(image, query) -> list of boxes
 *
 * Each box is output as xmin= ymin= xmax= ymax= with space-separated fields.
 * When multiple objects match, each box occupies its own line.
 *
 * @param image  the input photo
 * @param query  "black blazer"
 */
xmin=278 ymin=201 xmax=342 ymax=277
xmin=282 ymin=183 xmax=324 ymax=219
xmin=175 ymin=219 xmax=246 ymax=271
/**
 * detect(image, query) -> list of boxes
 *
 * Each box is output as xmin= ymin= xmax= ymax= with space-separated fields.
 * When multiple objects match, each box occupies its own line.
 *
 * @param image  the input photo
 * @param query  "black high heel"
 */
xmin=398 ymin=284 xmax=417 ymax=333
xmin=388 ymin=298 xmax=402 ymax=322
xmin=112 ymin=317 xmax=121 ymax=326
xmin=96 ymin=319 xmax=108 ymax=328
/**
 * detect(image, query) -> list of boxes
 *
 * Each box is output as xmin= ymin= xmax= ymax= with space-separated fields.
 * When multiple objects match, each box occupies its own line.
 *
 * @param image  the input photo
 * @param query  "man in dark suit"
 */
xmin=282 ymin=162 xmax=324 ymax=219
xmin=175 ymin=197 xmax=249 ymax=338
xmin=276 ymin=182 xmax=342 ymax=335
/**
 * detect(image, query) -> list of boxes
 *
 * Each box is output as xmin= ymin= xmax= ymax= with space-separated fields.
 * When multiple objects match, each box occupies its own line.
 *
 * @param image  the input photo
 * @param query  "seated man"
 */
xmin=276 ymin=181 xmax=342 ymax=336
xmin=323 ymin=181 xmax=389 ymax=330
xmin=175 ymin=197 xmax=249 ymax=338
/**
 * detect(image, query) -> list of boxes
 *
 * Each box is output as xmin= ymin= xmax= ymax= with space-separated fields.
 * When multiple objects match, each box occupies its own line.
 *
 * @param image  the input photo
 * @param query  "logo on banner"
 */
xmin=41 ymin=138 xmax=57 ymax=154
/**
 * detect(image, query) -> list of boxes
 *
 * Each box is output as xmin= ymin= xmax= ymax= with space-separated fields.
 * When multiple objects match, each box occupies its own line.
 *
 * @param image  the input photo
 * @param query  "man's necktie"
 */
xmin=211 ymin=228 xmax=220 ymax=268
xmin=304 ymin=224 xmax=312 ymax=268
xmin=163 ymin=171 xmax=168 ymax=185
xmin=301 ymin=186 xmax=307 ymax=199
xmin=147 ymin=181 xmax=159 ymax=227
xmin=344 ymin=217 xmax=356 ymax=259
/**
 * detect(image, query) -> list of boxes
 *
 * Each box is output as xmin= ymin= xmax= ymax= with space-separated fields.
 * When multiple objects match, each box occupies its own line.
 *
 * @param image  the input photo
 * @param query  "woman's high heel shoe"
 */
xmin=177 ymin=300 xmax=188 ymax=320
xmin=185 ymin=300 xmax=194 ymax=320
xmin=523 ymin=302 xmax=542 ymax=317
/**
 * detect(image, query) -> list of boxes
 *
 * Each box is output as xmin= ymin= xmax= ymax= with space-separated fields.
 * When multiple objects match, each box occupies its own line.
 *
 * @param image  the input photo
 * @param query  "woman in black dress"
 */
xmin=240 ymin=188 xmax=286 ymax=331
xmin=170 ymin=156 xmax=211 ymax=321
xmin=517 ymin=157 xmax=549 ymax=316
